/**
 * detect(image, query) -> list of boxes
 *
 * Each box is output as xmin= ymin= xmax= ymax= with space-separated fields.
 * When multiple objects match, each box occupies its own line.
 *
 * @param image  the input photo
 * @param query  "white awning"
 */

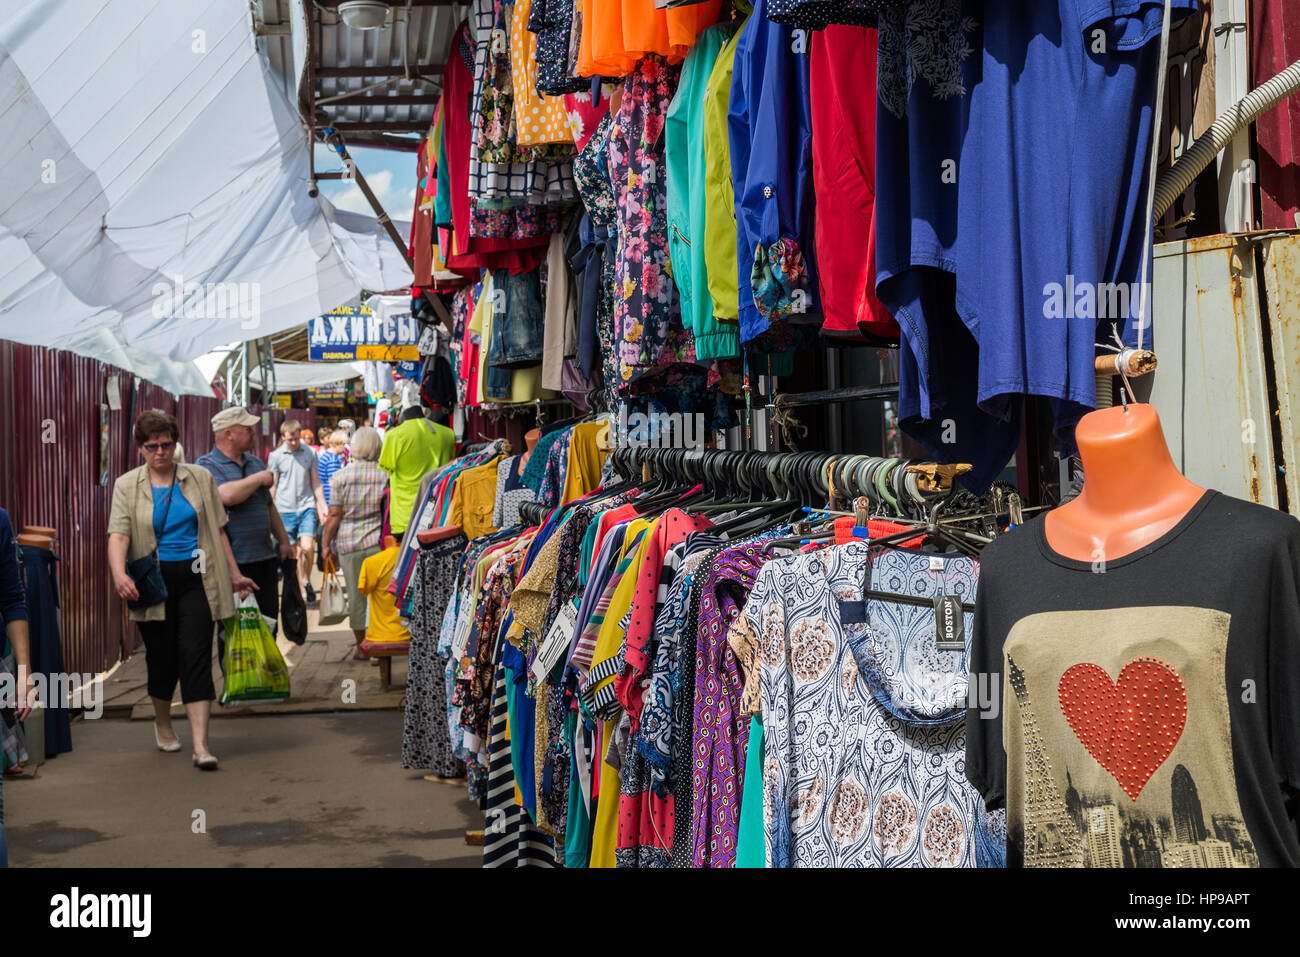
xmin=252 ymin=360 xmax=364 ymax=391
xmin=0 ymin=0 xmax=414 ymax=397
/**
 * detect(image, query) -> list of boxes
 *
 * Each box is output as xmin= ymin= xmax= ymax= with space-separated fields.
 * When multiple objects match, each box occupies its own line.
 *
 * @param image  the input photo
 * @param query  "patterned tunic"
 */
xmin=689 ymin=534 xmax=783 ymax=867
xmin=403 ymin=534 xmax=470 ymax=777
xmin=743 ymin=541 xmax=1006 ymax=867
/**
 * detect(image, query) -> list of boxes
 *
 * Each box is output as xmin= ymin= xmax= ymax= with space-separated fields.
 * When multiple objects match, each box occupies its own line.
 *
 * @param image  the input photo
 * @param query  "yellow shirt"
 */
xmin=356 ymin=547 xmax=409 ymax=643
xmin=449 ymin=458 xmax=503 ymax=540
xmin=561 ymin=420 xmax=610 ymax=504
xmin=702 ymin=17 xmax=748 ymax=323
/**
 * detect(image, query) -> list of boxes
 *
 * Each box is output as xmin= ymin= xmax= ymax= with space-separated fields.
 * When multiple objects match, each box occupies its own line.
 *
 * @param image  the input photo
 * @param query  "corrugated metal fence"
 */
xmin=0 ymin=342 xmax=296 ymax=676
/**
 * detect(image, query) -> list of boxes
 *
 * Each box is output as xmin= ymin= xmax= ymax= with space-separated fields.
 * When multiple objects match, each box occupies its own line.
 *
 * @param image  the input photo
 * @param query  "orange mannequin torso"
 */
xmin=1044 ymin=403 xmax=1206 ymax=562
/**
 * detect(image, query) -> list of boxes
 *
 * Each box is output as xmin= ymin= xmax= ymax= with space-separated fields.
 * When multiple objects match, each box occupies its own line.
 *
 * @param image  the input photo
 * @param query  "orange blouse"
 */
xmin=579 ymin=0 xmax=722 ymax=76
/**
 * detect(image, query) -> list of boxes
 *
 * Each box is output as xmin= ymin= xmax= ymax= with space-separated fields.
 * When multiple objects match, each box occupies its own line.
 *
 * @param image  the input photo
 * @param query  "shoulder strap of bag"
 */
xmin=153 ymin=466 xmax=178 ymax=545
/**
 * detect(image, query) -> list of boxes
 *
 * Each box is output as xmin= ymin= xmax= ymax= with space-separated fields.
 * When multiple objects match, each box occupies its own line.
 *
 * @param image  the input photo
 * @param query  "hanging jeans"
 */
xmin=489 ymin=269 xmax=546 ymax=369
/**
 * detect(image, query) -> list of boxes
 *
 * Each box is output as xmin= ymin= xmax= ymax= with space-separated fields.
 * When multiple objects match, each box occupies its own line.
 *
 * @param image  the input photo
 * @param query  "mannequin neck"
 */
xmin=1073 ymin=404 xmax=1196 ymax=514
xmin=1046 ymin=403 xmax=1205 ymax=560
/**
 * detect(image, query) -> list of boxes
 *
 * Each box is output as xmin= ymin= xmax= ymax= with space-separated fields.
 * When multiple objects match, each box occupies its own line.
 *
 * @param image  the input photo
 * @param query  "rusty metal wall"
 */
xmin=1143 ymin=232 xmax=1291 ymax=508
xmin=0 ymin=342 xmax=222 ymax=675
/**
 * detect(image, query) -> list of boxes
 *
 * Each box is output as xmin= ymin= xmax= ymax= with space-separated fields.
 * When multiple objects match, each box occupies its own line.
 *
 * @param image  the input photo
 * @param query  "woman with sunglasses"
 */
xmin=107 ymin=411 xmax=256 ymax=770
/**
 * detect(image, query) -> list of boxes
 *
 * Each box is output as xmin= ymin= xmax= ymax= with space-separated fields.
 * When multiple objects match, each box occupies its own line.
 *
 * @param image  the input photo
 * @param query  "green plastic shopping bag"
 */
xmin=220 ymin=595 xmax=290 ymax=706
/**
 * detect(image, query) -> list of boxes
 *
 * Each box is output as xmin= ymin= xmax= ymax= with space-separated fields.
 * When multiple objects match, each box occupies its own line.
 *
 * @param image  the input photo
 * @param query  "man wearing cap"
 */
xmin=196 ymin=408 xmax=294 ymax=621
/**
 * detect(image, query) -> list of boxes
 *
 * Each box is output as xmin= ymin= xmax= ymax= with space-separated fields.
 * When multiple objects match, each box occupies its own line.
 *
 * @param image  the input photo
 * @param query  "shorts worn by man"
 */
xmin=196 ymin=407 xmax=294 ymax=622
xmin=268 ymin=420 xmax=328 ymax=602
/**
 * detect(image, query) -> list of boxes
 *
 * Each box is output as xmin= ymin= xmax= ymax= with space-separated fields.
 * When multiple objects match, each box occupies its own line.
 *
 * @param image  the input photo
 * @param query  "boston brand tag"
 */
xmin=838 ymin=599 xmax=867 ymax=625
xmin=933 ymin=595 xmax=965 ymax=651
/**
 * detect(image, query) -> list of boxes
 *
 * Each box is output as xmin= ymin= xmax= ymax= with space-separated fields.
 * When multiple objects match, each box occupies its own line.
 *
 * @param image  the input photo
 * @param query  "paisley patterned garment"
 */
xmin=689 ymin=533 xmax=786 ymax=868
xmin=743 ymin=541 xmax=1006 ymax=867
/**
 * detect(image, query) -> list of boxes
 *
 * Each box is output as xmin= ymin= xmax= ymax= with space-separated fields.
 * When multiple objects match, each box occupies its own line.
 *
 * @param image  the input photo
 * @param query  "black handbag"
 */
xmin=127 ymin=467 xmax=177 ymax=610
xmin=279 ymin=557 xmax=307 ymax=645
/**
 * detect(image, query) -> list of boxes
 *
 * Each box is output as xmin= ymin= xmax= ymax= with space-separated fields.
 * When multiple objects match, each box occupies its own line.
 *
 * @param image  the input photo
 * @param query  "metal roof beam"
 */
xmin=314 ymin=92 xmax=438 ymax=105
xmin=326 ymin=121 xmax=430 ymax=132
xmin=317 ymin=65 xmax=438 ymax=77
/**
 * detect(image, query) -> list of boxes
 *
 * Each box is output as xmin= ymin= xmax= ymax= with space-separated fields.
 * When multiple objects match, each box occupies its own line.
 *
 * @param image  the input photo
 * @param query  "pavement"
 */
xmin=4 ymin=710 xmax=481 ymax=867
xmin=5 ymin=577 xmax=482 ymax=868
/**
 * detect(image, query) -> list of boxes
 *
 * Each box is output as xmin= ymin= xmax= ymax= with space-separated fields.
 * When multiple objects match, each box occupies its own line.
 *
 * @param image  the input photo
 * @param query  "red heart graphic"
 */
xmin=1057 ymin=658 xmax=1187 ymax=801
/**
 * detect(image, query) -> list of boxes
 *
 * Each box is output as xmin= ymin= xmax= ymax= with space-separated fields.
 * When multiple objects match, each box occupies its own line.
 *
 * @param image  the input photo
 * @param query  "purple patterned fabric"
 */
xmin=689 ymin=537 xmax=773 ymax=867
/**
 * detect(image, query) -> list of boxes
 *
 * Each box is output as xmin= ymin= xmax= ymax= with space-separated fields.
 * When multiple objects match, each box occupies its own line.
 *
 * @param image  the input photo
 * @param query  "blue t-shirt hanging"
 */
xmin=875 ymin=0 xmax=1197 ymax=492
xmin=152 ymin=484 xmax=199 ymax=563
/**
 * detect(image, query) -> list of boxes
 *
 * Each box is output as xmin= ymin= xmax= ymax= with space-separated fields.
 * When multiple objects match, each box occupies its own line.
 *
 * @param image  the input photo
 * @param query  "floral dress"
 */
xmin=607 ymin=56 xmax=711 ymax=398
xmin=529 ymin=0 xmax=585 ymax=95
xmin=571 ymin=113 xmax=620 ymax=409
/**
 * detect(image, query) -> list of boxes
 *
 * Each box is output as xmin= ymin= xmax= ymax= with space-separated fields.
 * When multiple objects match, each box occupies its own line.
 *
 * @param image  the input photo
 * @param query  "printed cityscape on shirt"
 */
xmin=1002 ymin=606 xmax=1259 ymax=868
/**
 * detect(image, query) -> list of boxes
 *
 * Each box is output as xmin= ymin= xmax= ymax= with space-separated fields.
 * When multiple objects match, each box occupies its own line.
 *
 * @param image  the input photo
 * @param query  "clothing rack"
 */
xmin=770 ymin=383 xmax=900 ymax=409
xmin=608 ymin=445 xmax=970 ymax=517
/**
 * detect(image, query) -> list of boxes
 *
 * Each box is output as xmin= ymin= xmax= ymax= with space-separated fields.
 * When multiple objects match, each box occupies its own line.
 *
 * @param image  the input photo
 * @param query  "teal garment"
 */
xmin=666 ymin=24 xmax=736 ymax=362
xmin=504 ymin=663 xmax=536 ymax=825
xmin=434 ymin=123 xmax=452 ymax=228
xmin=521 ymin=428 xmax=565 ymax=493
xmin=736 ymin=714 xmax=766 ymax=867
xmin=578 ymin=518 xmax=602 ymax=588
xmin=565 ymin=710 xmax=594 ymax=867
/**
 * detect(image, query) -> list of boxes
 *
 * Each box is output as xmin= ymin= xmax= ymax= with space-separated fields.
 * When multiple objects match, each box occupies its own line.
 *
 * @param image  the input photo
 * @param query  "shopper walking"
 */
xmin=0 ymin=507 xmax=34 ymax=867
xmin=320 ymin=427 xmax=387 ymax=659
xmin=317 ymin=430 xmax=347 ymax=505
xmin=268 ymin=420 xmax=328 ymax=603
xmin=196 ymin=408 xmax=294 ymax=623
xmin=378 ymin=403 xmax=454 ymax=535
xmin=107 ymin=411 xmax=256 ymax=770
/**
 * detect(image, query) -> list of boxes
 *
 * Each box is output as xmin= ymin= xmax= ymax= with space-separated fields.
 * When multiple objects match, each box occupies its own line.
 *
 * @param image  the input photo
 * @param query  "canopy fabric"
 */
xmin=0 ymin=0 xmax=413 ymax=397
xmin=252 ymin=360 xmax=364 ymax=391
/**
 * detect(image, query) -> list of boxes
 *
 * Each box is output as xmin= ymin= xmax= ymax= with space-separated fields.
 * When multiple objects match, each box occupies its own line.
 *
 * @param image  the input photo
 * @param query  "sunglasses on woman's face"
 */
xmin=143 ymin=441 xmax=176 ymax=453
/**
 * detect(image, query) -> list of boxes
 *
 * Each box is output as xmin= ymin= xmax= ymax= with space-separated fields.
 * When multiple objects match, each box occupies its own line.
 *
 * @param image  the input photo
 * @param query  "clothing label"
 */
xmin=838 ymin=599 xmax=868 ymax=625
xmin=934 ymin=594 xmax=965 ymax=650
xmin=929 ymin=555 xmax=945 ymax=572
xmin=531 ymin=596 xmax=580 ymax=682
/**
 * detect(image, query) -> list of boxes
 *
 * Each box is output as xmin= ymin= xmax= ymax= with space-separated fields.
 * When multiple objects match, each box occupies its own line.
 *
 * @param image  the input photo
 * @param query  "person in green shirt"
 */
xmin=377 ymin=403 xmax=455 ymax=535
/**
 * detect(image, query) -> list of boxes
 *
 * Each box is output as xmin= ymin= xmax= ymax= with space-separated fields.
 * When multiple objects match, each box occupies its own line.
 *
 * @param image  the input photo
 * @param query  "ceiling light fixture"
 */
xmin=337 ymin=1 xmax=391 ymax=30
